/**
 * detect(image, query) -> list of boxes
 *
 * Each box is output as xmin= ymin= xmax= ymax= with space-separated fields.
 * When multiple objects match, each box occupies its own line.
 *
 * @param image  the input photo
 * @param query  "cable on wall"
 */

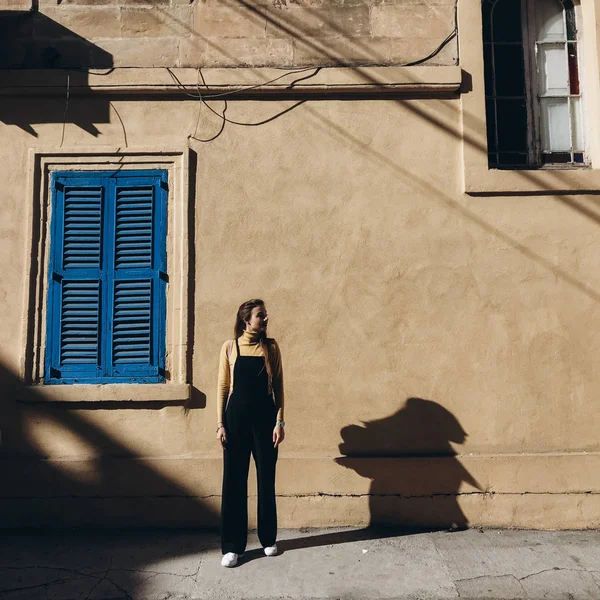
xmin=188 ymin=72 xmax=227 ymax=143
xmin=65 ymin=21 xmax=458 ymax=144
xmin=167 ymin=67 xmax=314 ymax=142
xmin=59 ymin=73 xmax=70 ymax=148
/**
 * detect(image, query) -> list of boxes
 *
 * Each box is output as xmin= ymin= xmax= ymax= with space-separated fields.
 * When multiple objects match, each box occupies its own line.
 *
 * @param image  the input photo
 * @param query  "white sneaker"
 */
xmin=264 ymin=544 xmax=278 ymax=556
xmin=221 ymin=552 xmax=240 ymax=567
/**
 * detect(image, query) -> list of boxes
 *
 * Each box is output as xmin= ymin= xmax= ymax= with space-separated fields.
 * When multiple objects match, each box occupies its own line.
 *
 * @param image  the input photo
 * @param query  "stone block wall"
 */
xmin=0 ymin=0 xmax=457 ymax=68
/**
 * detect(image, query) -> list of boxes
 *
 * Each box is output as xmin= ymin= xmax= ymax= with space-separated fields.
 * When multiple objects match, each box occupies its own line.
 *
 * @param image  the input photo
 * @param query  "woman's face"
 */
xmin=245 ymin=305 xmax=268 ymax=333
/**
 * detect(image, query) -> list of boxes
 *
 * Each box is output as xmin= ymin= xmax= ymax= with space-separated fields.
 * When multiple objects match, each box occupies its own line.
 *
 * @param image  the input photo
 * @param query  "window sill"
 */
xmin=21 ymin=383 xmax=191 ymax=403
xmin=0 ymin=66 xmax=462 ymax=97
xmin=465 ymin=164 xmax=600 ymax=195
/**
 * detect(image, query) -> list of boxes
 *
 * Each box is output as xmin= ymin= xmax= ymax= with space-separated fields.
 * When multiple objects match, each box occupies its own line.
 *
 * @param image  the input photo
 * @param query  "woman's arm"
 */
xmin=216 ymin=341 xmax=231 ymax=426
xmin=271 ymin=340 xmax=284 ymax=422
xmin=271 ymin=340 xmax=285 ymax=448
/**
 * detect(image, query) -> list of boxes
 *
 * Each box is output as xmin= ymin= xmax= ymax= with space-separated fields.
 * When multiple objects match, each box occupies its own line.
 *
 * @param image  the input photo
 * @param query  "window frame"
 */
xmin=483 ymin=0 xmax=586 ymax=168
xmin=459 ymin=0 xmax=600 ymax=194
xmin=20 ymin=149 xmax=191 ymax=402
xmin=531 ymin=0 xmax=586 ymax=164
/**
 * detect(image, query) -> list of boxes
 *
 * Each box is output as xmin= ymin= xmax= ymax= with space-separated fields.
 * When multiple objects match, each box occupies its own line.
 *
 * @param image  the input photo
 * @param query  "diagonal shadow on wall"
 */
xmin=0 ymin=10 xmax=113 ymax=69
xmin=0 ymin=360 xmax=219 ymax=596
xmin=0 ymin=11 xmax=112 ymax=136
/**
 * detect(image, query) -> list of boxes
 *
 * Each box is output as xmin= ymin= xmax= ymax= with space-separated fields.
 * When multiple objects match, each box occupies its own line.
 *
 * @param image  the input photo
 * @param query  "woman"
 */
xmin=216 ymin=299 xmax=285 ymax=567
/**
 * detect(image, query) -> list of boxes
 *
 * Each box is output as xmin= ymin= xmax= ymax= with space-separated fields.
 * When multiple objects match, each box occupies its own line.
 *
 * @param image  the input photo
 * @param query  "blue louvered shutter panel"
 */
xmin=45 ymin=176 xmax=105 ymax=381
xmin=45 ymin=170 xmax=167 ymax=384
xmin=107 ymin=173 xmax=167 ymax=381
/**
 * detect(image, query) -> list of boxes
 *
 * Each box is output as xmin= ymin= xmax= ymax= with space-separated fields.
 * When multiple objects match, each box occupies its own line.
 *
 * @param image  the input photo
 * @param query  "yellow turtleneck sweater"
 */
xmin=217 ymin=330 xmax=284 ymax=426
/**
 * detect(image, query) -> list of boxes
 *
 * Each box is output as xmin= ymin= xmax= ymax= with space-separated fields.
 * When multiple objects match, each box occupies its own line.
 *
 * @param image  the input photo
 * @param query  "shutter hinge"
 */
xmin=159 ymin=271 xmax=169 ymax=283
xmin=52 ymin=272 xmax=63 ymax=282
xmin=50 ymin=367 xmax=61 ymax=378
xmin=160 ymin=180 xmax=169 ymax=191
xmin=55 ymin=182 xmax=65 ymax=192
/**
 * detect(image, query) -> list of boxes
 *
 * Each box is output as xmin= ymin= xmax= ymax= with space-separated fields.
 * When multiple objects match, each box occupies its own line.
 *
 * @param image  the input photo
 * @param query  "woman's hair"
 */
xmin=234 ymin=299 xmax=273 ymax=380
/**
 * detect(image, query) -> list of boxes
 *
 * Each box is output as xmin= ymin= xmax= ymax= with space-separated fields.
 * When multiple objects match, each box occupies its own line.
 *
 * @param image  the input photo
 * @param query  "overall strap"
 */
xmin=234 ymin=336 xmax=241 ymax=357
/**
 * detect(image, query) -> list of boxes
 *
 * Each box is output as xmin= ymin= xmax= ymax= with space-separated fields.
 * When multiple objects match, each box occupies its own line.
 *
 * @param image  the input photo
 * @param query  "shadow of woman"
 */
xmin=337 ymin=397 xmax=481 ymax=529
xmin=279 ymin=398 xmax=481 ymax=555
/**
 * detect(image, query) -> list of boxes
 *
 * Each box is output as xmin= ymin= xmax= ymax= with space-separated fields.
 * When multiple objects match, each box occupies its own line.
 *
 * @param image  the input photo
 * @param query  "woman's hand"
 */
xmin=273 ymin=424 xmax=285 ymax=448
xmin=217 ymin=425 xmax=227 ymax=448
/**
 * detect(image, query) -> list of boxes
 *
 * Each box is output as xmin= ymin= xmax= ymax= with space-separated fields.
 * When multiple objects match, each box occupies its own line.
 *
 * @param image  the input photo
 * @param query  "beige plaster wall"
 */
xmin=0 ymin=0 xmax=457 ymax=68
xmin=0 ymin=84 xmax=599 ymax=529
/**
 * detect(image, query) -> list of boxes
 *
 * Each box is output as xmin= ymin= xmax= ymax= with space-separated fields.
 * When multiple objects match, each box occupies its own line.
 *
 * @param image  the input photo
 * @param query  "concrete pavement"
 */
xmin=1 ymin=527 xmax=599 ymax=600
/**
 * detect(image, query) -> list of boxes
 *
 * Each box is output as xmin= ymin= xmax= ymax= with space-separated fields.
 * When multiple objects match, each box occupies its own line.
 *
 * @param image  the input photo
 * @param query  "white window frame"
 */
xmin=459 ymin=0 xmax=600 ymax=194
xmin=526 ymin=0 xmax=587 ymax=165
xmin=483 ymin=0 xmax=587 ymax=168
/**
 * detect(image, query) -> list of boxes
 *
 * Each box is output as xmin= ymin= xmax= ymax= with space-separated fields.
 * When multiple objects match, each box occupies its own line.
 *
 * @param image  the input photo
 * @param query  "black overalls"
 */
xmin=221 ymin=338 xmax=278 ymax=555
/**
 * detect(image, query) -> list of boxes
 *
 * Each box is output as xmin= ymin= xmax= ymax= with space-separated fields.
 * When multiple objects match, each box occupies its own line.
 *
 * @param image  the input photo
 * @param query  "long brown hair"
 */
xmin=234 ymin=299 xmax=273 ymax=380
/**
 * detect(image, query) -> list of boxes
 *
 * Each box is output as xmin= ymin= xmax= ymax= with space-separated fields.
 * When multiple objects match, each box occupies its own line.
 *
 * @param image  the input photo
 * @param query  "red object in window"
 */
xmin=568 ymin=43 xmax=580 ymax=95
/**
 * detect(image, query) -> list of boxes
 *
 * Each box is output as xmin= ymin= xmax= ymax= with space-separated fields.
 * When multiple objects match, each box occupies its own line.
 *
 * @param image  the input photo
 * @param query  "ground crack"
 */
xmin=0 ymin=564 xmax=146 ymax=598
xmin=454 ymin=572 xmax=527 ymax=596
xmin=85 ymin=564 xmax=111 ymax=600
xmin=519 ymin=567 xmax=590 ymax=581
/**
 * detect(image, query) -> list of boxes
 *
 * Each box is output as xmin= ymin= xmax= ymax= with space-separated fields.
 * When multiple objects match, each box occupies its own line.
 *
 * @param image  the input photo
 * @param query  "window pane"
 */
xmin=493 ymin=45 xmax=526 ymax=96
xmin=484 ymin=44 xmax=494 ymax=96
xmin=497 ymin=152 xmax=528 ymax=166
xmin=536 ymin=0 xmax=566 ymax=42
xmin=482 ymin=0 xmax=494 ymax=42
xmin=540 ymin=97 xmax=571 ymax=151
xmin=496 ymin=99 xmax=528 ymax=151
xmin=571 ymin=96 xmax=584 ymax=151
xmin=538 ymin=43 xmax=569 ymax=95
xmin=568 ymin=43 xmax=580 ymax=94
xmin=565 ymin=3 xmax=577 ymax=40
xmin=542 ymin=152 xmax=572 ymax=163
xmin=492 ymin=0 xmax=523 ymax=43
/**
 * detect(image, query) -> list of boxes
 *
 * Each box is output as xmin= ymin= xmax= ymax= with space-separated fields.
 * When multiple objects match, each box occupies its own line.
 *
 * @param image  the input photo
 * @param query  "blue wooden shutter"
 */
xmin=45 ymin=170 xmax=167 ymax=384
xmin=107 ymin=173 xmax=167 ymax=381
xmin=45 ymin=177 xmax=105 ymax=382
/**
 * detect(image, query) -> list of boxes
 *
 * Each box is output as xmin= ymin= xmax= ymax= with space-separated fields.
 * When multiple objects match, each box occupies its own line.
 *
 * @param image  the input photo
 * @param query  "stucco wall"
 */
xmin=0 ymin=84 xmax=599 ymax=528
xmin=0 ymin=0 xmax=599 ymax=530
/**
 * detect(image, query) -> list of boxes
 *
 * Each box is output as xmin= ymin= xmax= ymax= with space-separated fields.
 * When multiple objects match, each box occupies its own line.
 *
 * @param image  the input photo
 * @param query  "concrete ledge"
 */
xmin=464 ymin=164 xmax=600 ymax=195
xmin=3 ymin=453 xmax=600 ymax=497
xmin=20 ymin=383 xmax=192 ymax=402
xmin=1 ymin=493 xmax=599 ymax=529
xmin=0 ymin=66 xmax=462 ymax=97
xmin=1 ymin=454 xmax=600 ymax=527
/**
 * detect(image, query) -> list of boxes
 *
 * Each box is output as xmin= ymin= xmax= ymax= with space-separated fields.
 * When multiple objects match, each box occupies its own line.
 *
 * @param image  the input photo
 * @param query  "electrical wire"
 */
xmin=401 ymin=27 xmax=457 ymax=67
xmin=204 ymin=97 xmax=306 ymax=127
xmin=109 ymin=100 xmax=129 ymax=148
xmin=59 ymin=73 xmax=70 ymax=148
xmin=75 ymin=67 xmax=116 ymax=76
xmin=63 ymin=21 xmax=458 ymax=144
xmin=169 ymin=66 xmax=311 ymax=135
xmin=188 ymin=72 xmax=227 ymax=143
xmin=166 ymin=66 xmax=318 ymax=100
xmin=173 ymin=16 xmax=457 ymax=140
xmin=165 ymin=17 xmax=458 ymax=102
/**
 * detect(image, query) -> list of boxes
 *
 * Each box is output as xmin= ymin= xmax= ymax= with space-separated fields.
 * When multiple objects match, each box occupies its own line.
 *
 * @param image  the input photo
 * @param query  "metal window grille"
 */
xmin=482 ymin=0 xmax=586 ymax=168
